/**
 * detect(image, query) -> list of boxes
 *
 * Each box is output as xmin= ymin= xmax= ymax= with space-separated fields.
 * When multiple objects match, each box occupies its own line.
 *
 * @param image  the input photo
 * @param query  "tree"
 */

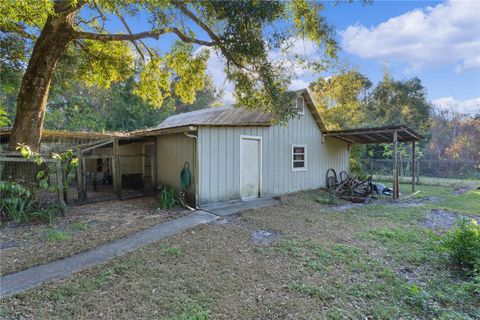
xmin=309 ymin=69 xmax=371 ymax=130
xmin=366 ymin=70 xmax=431 ymax=131
xmin=1 ymin=0 xmax=338 ymax=151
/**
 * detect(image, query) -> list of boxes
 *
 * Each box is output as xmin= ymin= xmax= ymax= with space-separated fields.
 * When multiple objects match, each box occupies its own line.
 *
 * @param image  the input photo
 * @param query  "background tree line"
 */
xmin=309 ymin=69 xmax=479 ymax=164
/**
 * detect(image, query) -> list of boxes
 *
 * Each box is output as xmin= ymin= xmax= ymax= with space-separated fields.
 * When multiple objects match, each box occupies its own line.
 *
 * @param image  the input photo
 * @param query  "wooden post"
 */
xmin=411 ymin=140 xmax=416 ymax=192
xmin=93 ymin=159 xmax=97 ymax=191
xmin=62 ymin=165 xmax=68 ymax=202
xmin=112 ymin=139 xmax=122 ymax=199
xmin=55 ymin=159 xmax=65 ymax=205
xmin=393 ymin=130 xmax=399 ymax=200
xmin=76 ymin=147 xmax=85 ymax=202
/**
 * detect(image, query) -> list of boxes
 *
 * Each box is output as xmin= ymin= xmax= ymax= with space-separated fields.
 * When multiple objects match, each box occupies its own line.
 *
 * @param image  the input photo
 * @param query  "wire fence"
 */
xmin=358 ymin=158 xmax=479 ymax=181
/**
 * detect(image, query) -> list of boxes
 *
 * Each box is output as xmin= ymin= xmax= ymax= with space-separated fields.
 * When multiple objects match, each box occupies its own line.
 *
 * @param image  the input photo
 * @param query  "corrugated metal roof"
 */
xmin=156 ymin=89 xmax=327 ymax=132
xmin=157 ymin=106 xmax=273 ymax=129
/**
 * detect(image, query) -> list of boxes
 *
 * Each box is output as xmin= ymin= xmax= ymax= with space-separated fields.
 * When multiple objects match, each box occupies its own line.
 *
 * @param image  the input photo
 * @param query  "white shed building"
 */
xmin=150 ymin=89 xmax=350 ymax=206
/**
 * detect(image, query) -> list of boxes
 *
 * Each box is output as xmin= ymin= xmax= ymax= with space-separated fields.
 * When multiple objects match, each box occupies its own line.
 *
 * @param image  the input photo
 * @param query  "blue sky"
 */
xmin=101 ymin=0 xmax=480 ymax=114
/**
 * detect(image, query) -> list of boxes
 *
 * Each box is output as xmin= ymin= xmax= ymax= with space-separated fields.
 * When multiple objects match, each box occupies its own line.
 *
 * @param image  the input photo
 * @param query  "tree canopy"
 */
xmin=1 ymin=0 xmax=342 ymax=150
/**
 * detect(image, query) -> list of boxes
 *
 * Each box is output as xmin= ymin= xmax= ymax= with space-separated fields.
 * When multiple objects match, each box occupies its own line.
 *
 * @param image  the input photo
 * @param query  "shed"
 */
xmin=145 ymin=89 xmax=349 ymax=206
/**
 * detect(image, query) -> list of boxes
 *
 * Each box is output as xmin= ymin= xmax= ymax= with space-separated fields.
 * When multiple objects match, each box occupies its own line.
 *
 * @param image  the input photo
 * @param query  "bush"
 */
xmin=0 ymin=181 xmax=36 ymax=223
xmin=440 ymin=219 xmax=480 ymax=273
xmin=158 ymin=185 xmax=180 ymax=209
xmin=0 ymin=181 xmax=65 ymax=224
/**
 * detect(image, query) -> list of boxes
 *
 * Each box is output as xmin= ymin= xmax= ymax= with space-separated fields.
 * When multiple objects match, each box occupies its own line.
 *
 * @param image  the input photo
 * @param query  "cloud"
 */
xmin=340 ymin=0 xmax=480 ymax=73
xmin=196 ymin=37 xmax=321 ymax=104
xmin=432 ymin=97 xmax=480 ymax=115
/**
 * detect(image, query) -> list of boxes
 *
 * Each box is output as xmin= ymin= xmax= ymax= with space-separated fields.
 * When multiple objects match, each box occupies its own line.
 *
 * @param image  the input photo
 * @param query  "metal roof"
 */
xmin=323 ymin=126 xmax=425 ymax=144
xmin=155 ymin=89 xmax=327 ymax=132
xmin=157 ymin=106 xmax=273 ymax=129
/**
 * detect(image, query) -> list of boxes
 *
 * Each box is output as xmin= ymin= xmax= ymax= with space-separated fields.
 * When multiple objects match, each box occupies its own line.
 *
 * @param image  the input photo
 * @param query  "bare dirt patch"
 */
xmin=418 ymin=209 xmax=480 ymax=231
xmin=0 ymin=197 xmax=189 ymax=276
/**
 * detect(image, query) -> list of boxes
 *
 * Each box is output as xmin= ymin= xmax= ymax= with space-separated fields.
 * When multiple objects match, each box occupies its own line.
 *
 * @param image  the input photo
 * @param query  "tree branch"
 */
xmin=175 ymin=2 xmax=244 ymax=70
xmin=74 ymin=28 xmax=215 ymax=46
xmin=114 ymin=8 xmax=145 ymax=60
xmin=0 ymin=23 xmax=36 ymax=39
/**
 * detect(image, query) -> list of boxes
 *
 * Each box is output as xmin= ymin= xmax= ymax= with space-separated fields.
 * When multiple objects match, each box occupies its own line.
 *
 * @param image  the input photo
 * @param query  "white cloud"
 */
xmin=432 ymin=96 xmax=480 ymax=114
xmin=340 ymin=0 xmax=480 ymax=73
xmin=196 ymin=37 xmax=320 ymax=104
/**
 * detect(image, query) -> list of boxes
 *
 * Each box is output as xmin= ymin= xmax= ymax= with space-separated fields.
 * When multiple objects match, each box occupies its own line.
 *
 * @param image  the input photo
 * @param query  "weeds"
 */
xmin=45 ymin=229 xmax=71 ymax=242
xmin=163 ymin=247 xmax=185 ymax=257
xmin=158 ymin=185 xmax=181 ymax=209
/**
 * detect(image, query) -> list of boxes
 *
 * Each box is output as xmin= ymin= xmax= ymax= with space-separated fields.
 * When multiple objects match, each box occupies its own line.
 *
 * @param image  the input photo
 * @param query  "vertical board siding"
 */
xmin=197 ymin=110 xmax=350 ymax=204
xmin=157 ymin=134 xmax=195 ymax=190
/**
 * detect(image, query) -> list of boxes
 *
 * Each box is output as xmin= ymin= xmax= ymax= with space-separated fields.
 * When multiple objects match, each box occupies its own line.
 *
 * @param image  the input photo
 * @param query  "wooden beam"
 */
xmin=412 ymin=140 xmax=416 ymax=192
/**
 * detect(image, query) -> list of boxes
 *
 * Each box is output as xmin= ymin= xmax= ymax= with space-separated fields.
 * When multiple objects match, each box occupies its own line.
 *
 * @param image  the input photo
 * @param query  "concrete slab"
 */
xmin=200 ymin=197 xmax=280 ymax=217
xmin=0 ymin=211 xmax=218 ymax=298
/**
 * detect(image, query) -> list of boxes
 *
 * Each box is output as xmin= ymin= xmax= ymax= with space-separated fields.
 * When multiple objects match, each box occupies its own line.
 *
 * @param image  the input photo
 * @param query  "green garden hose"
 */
xmin=180 ymin=162 xmax=192 ymax=190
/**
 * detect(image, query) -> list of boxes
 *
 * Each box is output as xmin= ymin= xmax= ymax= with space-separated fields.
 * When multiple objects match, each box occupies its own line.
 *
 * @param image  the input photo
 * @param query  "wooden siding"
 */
xmin=197 ymin=109 xmax=349 ymax=204
xmin=156 ymin=133 xmax=195 ymax=190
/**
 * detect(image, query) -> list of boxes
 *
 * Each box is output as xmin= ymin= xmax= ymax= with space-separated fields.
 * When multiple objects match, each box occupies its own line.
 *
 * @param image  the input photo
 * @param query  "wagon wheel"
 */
xmin=326 ymin=168 xmax=338 ymax=190
xmin=339 ymin=170 xmax=349 ymax=183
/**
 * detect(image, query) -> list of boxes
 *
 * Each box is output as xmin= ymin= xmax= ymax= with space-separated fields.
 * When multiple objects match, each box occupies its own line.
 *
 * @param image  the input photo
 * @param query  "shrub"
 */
xmin=1 ymin=181 xmax=66 ymax=224
xmin=440 ymin=219 xmax=480 ymax=273
xmin=0 ymin=181 xmax=36 ymax=223
xmin=158 ymin=185 xmax=180 ymax=209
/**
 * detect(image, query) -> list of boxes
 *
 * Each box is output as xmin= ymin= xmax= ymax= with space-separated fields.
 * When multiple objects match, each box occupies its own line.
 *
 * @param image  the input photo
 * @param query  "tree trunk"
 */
xmin=8 ymin=10 xmax=77 ymax=152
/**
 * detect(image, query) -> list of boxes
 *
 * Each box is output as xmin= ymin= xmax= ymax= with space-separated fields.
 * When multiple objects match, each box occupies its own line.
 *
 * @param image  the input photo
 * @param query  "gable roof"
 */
xmin=156 ymin=89 xmax=327 ymax=132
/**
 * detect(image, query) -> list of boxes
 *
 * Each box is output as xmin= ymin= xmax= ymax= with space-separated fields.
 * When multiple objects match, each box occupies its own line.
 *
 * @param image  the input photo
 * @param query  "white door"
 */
xmin=240 ymin=136 xmax=261 ymax=199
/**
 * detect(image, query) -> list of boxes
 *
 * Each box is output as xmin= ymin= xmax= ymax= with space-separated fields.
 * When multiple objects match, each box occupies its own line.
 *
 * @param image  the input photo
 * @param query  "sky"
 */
xmin=102 ymin=0 xmax=480 ymax=115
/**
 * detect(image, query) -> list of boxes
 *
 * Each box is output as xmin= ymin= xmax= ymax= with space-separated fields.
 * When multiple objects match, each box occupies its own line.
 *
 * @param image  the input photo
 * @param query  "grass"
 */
xmin=45 ymin=229 xmax=72 ymax=242
xmin=1 ymin=183 xmax=479 ymax=319
xmin=68 ymin=222 xmax=90 ymax=232
xmin=162 ymin=246 xmax=186 ymax=257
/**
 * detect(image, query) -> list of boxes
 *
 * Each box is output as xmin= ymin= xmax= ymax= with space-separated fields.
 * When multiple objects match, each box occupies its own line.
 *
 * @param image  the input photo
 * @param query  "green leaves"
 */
xmin=78 ymin=40 xmax=135 ymax=89
xmin=134 ymin=43 xmax=209 ymax=107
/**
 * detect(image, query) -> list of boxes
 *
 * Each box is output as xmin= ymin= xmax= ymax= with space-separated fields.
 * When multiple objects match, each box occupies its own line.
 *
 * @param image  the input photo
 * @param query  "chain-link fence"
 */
xmin=358 ymin=158 xmax=479 ymax=181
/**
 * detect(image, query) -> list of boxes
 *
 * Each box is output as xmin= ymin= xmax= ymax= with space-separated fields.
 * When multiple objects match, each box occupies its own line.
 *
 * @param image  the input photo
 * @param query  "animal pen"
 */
xmin=0 ymin=129 xmax=156 ymax=204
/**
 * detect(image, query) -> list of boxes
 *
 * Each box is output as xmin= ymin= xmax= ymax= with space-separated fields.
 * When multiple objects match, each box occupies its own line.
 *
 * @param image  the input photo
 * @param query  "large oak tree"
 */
xmin=1 ymin=0 xmax=338 ymax=151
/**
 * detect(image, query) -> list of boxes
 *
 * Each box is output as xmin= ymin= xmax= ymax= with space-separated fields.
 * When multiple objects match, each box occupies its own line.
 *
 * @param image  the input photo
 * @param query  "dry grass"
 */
xmin=1 ymin=186 xmax=479 ymax=319
xmin=0 ymin=197 xmax=189 ymax=276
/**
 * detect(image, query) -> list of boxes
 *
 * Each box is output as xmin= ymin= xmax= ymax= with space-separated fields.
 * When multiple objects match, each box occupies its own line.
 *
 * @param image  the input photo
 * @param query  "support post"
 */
xmin=393 ymin=130 xmax=399 ymax=200
xmin=411 ymin=140 xmax=416 ymax=192
xmin=76 ymin=147 xmax=85 ymax=202
xmin=55 ymin=159 xmax=65 ymax=205
xmin=112 ymin=139 xmax=122 ymax=199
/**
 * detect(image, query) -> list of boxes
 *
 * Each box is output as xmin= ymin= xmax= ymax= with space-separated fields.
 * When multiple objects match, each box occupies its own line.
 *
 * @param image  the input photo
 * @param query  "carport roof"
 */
xmin=323 ymin=125 xmax=425 ymax=144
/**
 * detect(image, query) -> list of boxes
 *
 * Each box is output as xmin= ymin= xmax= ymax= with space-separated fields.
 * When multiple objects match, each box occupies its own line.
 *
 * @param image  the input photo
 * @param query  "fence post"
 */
xmin=55 ymin=159 xmax=65 ymax=205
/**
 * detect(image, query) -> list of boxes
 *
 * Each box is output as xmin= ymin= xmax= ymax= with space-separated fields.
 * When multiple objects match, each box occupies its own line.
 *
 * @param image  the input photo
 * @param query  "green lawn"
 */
xmin=1 ymin=184 xmax=479 ymax=319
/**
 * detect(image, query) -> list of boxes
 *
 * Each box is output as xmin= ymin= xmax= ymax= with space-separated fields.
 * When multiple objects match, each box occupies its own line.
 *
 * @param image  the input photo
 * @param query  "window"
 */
xmin=296 ymin=96 xmax=305 ymax=115
xmin=292 ymin=144 xmax=307 ymax=171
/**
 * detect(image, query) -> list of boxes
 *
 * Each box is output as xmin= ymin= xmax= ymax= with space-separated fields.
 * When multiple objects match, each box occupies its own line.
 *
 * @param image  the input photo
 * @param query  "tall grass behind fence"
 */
xmin=358 ymin=159 xmax=479 ymax=180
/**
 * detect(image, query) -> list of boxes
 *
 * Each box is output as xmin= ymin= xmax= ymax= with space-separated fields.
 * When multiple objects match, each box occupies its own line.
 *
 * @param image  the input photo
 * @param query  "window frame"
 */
xmin=296 ymin=96 xmax=305 ymax=115
xmin=291 ymin=144 xmax=307 ymax=172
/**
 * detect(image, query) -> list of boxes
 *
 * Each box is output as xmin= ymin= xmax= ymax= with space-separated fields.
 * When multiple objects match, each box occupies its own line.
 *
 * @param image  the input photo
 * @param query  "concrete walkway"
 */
xmin=0 ymin=211 xmax=218 ymax=298
xmin=200 ymin=197 xmax=280 ymax=216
